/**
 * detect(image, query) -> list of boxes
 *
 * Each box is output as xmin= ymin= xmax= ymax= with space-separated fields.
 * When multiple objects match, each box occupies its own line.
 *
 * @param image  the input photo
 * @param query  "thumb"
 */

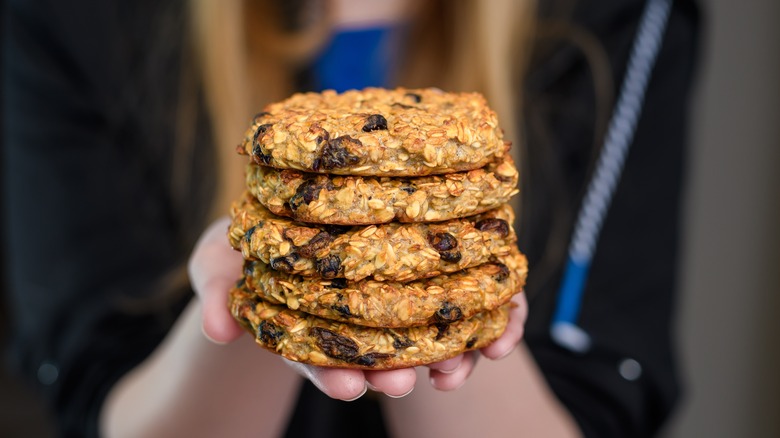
xmin=188 ymin=217 xmax=245 ymax=344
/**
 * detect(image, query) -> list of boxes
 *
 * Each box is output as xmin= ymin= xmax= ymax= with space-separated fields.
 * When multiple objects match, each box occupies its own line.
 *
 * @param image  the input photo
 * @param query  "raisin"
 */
xmin=234 ymin=277 xmax=246 ymax=288
xmin=329 ymin=278 xmax=348 ymax=289
xmin=331 ymin=304 xmax=352 ymax=317
xmin=313 ymin=136 xmax=361 ymax=171
xmin=253 ymin=111 xmax=270 ymax=122
xmin=251 ymin=123 xmax=274 ymax=164
xmin=255 ymin=123 xmax=273 ymax=137
xmin=270 ymin=253 xmax=299 ymax=272
xmin=434 ymin=323 xmax=450 ymax=340
xmin=392 ymin=336 xmax=414 ymax=349
xmin=392 ymin=102 xmax=414 ymax=109
xmin=310 ymin=123 xmax=330 ymax=146
xmin=243 ymin=260 xmax=258 ymax=277
xmin=404 ymin=92 xmax=422 ymax=103
xmin=244 ymin=225 xmax=257 ymax=243
xmin=439 ymin=251 xmax=462 ymax=262
xmin=252 ymin=145 xmax=273 ymax=165
xmin=315 ymin=133 xmax=330 ymax=147
xmin=428 ymin=232 xmax=458 ymax=251
xmin=289 ymin=179 xmax=326 ymax=210
xmin=465 ymin=336 xmax=478 ymax=349
xmin=315 ymin=254 xmax=341 ymax=278
xmin=491 ymin=262 xmax=510 ymax=282
xmin=428 ymin=232 xmax=461 ymax=262
xmin=311 ymin=327 xmax=359 ymax=361
xmin=434 ymin=301 xmax=463 ymax=323
xmin=297 ymin=231 xmax=333 ymax=258
xmin=475 ymin=218 xmax=509 ymax=237
xmin=322 ymin=224 xmax=352 ymax=236
xmin=362 ymin=114 xmax=388 ymax=132
xmin=257 ymin=321 xmax=284 ymax=348
xmin=353 ymin=352 xmax=392 ymax=367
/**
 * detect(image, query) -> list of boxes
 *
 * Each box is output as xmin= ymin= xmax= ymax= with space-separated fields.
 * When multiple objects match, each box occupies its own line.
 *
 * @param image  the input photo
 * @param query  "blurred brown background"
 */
xmin=661 ymin=0 xmax=780 ymax=436
xmin=2 ymin=0 xmax=779 ymax=436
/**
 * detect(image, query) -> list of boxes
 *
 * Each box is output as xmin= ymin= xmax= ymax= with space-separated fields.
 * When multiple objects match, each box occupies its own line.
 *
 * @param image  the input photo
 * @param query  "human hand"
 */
xmin=188 ymin=217 xmax=246 ymax=344
xmin=188 ymin=217 xmax=527 ymax=400
xmin=425 ymin=292 xmax=528 ymax=391
xmin=187 ymin=218 xmax=413 ymax=399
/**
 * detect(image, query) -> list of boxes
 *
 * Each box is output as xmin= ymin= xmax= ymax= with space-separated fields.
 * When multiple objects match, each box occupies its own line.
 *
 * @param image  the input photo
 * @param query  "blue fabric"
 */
xmin=312 ymin=26 xmax=401 ymax=92
xmin=552 ymin=256 xmax=591 ymax=325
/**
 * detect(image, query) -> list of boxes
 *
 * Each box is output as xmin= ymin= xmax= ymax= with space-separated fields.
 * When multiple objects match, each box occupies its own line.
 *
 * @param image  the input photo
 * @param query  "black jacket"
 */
xmin=2 ymin=0 xmax=699 ymax=436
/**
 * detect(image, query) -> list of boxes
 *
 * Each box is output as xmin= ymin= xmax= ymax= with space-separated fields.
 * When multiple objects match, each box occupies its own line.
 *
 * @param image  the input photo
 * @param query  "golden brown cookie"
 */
xmin=245 ymin=153 xmax=519 ymax=225
xmin=237 ymin=88 xmax=508 ymax=176
xmin=230 ymin=284 xmax=511 ymax=369
xmin=242 ymin=244 xmax=526 ymax=327
xmin=229 ymin=194 xmax=518 ymax=282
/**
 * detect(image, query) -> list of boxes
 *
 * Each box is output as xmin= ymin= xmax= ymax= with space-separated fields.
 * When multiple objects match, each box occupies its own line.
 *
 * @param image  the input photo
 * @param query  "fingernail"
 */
xmin=494 ymin=345 xmax=517 ymax=360
xmin=430 ymin=377 xmax=466 ymax=392
xmin=201 ymin=326 xmax=227 ymax=345
xmin=343 ymin=383 xmax=368 ymax=402
xmin=385 ymin=386 xmax=414 ymax=399
xmin=366 ymin=382 xmax=379 ymax=392
xmin=437 ymin=362 xmax=461 ymax=374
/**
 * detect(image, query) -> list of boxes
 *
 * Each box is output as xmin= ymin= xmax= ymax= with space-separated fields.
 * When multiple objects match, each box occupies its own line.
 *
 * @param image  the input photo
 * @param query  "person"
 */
xmin=2 ymin=0 xmax=699 ymax=437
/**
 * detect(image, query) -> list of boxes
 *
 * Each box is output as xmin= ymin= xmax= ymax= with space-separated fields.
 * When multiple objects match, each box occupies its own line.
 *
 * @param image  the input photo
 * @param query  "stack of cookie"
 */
xmin=227 ymin=88 xmax=527 ymax=369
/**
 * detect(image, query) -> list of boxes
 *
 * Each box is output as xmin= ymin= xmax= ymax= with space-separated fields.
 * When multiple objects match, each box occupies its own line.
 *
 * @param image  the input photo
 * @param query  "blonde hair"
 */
xmin=191 ymin=0 xmax=536 ymax=217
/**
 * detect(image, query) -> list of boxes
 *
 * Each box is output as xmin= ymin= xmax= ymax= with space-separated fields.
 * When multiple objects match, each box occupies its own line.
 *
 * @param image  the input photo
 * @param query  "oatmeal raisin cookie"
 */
xmin=246 ymin=153 xmax=518 ymax=225
xmin=237 ymin=88 xmax=508 ymax=176
xmin=229 ymin=193 xmax=518 ymax=282
xmin=230 ymin=284 xmax=511 ymax=369
xmin=242 ymin=245 xmax=526 ymax=327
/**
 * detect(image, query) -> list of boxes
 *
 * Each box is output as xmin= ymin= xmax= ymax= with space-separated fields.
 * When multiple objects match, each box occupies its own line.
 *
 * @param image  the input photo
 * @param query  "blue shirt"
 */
xmin=311 ymin=25 xmax=404 ymax=92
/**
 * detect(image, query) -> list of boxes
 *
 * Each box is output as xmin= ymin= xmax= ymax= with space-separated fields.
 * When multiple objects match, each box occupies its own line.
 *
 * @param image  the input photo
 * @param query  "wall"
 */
xmin=663 ymin=0 xmax=780 ymax=436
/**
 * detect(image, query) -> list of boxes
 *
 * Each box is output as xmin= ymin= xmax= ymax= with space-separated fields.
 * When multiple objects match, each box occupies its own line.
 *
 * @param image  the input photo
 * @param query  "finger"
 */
xmin=426 ymin=354 xmax=464 ymax=374
xmin=284 ymin=360 xmax=367 ymax=401
xmin=188 ymin=217 xmax=245 ymax=344
xmin=429 ymin=351 xmax=479 ymax=391
xmin=364 ymin=368 xmax=417 ymax=398
xmin=480 ymin=293 xmax=527 ymax=360
xmin=199 ymin=276 xmax=245 ymax=344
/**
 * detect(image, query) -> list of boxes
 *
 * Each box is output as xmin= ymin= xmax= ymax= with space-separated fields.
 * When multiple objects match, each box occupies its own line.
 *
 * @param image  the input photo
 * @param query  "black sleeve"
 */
xmin=2 ymin=1 xmax=195 ymax=436
xmin=522 ymin=1 xmax=700 ymax=437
